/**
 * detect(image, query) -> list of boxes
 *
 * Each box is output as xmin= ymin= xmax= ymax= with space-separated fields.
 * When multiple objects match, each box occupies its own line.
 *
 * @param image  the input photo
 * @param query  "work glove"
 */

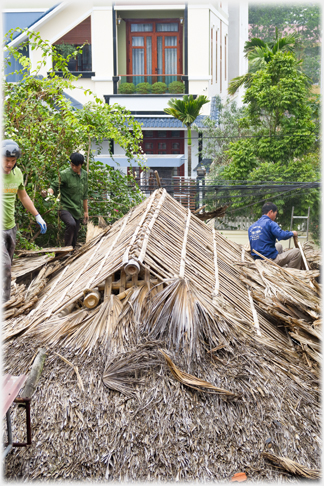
xmin=35 ymin=214 xmax=47 ymax=234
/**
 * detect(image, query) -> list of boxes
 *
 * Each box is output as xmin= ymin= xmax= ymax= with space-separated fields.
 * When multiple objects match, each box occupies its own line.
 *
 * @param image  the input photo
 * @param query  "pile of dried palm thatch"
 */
xmin=3 ymin=189 xmax=321 ymax=482
xmin=3 ymin=247 xmax=72 ymax=321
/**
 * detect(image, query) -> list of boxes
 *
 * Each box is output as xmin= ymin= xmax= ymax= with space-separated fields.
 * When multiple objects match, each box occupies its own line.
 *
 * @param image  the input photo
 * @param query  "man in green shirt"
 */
xmin=42 ymin=152 xmax=88 ymax=248
xmin=2 ymin=139 xmax=47 ymax=302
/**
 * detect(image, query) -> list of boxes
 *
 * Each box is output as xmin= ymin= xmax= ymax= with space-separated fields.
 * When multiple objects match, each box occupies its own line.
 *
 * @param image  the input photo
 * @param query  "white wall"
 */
xmin=187 ymin=5 xmax=210 ymax=99
xmin=28 ymin=4 xmax=115 ymax=104
xmin=228 ymin=3 xmax=249 ymax=107
xmin=187 ymin=4 xmax=229 ymax=103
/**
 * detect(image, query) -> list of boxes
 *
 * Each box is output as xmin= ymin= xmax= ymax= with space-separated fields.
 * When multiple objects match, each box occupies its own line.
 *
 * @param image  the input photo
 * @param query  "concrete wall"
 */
xmin=187 ymin=4 xmax=230 ymax=105
xmin=187 ymin=6 xmax=210 ymax=100
xmin=30 ymin=4 xmax=114 ymax=104
xmin=228 ymin=3 xmax=249 ymax=107
xmin=23 ymin=1 xmax=247 ymax=105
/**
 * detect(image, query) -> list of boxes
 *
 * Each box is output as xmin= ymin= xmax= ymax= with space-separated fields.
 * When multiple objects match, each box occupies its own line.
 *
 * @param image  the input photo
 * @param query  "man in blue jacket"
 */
xmin=248 ymin=202 xmax=302 ymax=269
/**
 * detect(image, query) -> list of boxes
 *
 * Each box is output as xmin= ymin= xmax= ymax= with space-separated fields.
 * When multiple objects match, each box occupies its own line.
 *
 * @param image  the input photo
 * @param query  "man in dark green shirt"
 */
xmin=42 ymin=153 xmax=88 ymax=248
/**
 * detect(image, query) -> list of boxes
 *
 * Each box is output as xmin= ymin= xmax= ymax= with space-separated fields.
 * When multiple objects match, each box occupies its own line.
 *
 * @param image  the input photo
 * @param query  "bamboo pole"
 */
xmin=179 ymin=209 xmax=191 ymax=278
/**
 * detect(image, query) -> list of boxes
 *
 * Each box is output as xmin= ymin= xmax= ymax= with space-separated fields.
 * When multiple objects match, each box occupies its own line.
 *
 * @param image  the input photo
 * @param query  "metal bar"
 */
xmin=118 ymin=73 xmax=185 ymax=77
xmin=3 ymin=410 xmax=13 ymax=459
xmin=26 ymin=400 xmax=32 ymax=445
xmin=6 ymin=410 xmax=12 ymax=446
xmin=306 ymin=206 xmax=310 ymax=241
xmin=3 ymin=444 xmax=12 ymax=459
xmin=183 ymin=3 xmax=188 ymax=93
xmin=4 ymin=397 xmax=33 ymax=447
xmin=289 ymin=206 xmax=294 ymax=248
xmin=112 ymin=4 xmax=117 ymax=77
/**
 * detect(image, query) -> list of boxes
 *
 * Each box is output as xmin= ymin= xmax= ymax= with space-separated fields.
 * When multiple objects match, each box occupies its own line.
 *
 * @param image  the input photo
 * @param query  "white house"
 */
xmin=4 ymin=1 xmax=249 ymax=179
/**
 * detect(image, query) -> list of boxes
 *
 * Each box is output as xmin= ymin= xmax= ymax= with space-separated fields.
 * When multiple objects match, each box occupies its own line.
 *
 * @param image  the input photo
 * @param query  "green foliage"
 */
xmin=151 ymin=82 xmax=167 ymax=94
xmin=118 ymin=82 xmax=136 ymax=94
xmin=225 ymin=52 xmax=317 ymax=179
xmin=164 ymin=94 xmax=209 ymax=176
xmin=222 ymin=140 xmax=258 ymax=181
xmin=249 ymin=5 xmax=321 ymax=45
xmin=228 ymin=29 xmax=300 ymax=96
xmin=135 ymin=82 xmax=152 ymax=94
xmin=3 ymin=29 xmax=145 ymax=249
xmin=194 ymin=96 xmax=251 ymax=175
xmin=221 ymin=50 xmax=319 ymax=236
xmin=249 ymin=4 xmax=321 ymax=83
xmin=248 ymin=152 xmax=320 ymax=230
xmin=14 ymin=231 xmax=42 ymax=253
xmin=54 ymin=43 xmax=78 ymax=60
xmin=164 ymin=94 xmax=209 ymax=141
xmin=167 ymin=81 xmax=185 ymax=94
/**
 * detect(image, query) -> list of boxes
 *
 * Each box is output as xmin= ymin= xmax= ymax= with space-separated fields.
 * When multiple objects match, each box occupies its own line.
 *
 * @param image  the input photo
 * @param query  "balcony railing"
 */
xmin=117 ymin=74 xmax=186 ymax=94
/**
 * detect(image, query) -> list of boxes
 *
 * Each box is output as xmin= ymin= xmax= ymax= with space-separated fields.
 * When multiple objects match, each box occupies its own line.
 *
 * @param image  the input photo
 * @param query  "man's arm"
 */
xmin=41 ymin=173 xmax=61 ymax=198
xmin=82 ymin=171 xmax=89 ymax=224
xmin=270 ymin=220 xmax=298 ymax=240
xmin=17 ymin=189 xmax=39 ymax=216
xmin=17 ymin=189 xmax=47 ymax=234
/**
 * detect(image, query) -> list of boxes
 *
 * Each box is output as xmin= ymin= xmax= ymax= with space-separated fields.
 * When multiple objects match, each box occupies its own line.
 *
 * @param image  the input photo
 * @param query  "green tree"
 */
xmin=249 ymin=4 xmax=321 ymax=83
xmin=164 ymin=95 xmax=209 ymax=176
xmin=222 ymin=50 xmax=319 ymax=232
xmin=228 ymin=28 xmax=300 ymax=96
xmin=193 ymin=96 xmax=251 ymax=177
xmin=3 ymin=29 xmax=145 ymax=248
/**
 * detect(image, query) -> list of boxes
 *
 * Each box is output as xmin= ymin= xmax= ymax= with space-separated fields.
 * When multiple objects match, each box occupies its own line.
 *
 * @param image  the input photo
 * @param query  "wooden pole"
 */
xmin=21 ymin=348 xmax=47 ymax=399
xmin=154 ymin=170 xmax=161 ymax=188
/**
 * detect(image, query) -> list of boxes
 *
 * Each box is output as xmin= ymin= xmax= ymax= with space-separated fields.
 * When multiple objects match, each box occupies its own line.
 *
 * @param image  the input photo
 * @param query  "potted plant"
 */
xmin=135 ymin=82 xmax=152 ymax=94
xmin=118 ymin=82 xmax=136 ymax=94
xmin=168 ymin=81 xmax=185 ymax=94
xmin=151 ymin=82 xmax=167 ymax=94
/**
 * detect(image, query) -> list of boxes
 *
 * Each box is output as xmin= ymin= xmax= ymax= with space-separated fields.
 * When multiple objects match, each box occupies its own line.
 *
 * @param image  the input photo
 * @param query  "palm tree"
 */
xmin=228 ymin=28 xmax=298 ymax=96
xmin=164 ymin=94 xmax=209 ymax=176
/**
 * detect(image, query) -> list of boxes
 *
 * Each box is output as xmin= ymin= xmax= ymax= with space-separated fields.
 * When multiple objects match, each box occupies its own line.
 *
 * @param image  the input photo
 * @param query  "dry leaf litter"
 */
xmin=2 ymin=188 xmax=321 ymax=481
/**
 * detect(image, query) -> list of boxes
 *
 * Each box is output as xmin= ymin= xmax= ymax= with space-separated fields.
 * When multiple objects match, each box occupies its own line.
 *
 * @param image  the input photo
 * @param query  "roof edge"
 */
xmin=6 ymin=3 xmax=66 ymax=48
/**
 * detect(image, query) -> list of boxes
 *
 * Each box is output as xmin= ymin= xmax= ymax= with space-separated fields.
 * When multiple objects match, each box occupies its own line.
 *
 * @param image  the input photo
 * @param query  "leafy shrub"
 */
xmin=4 ymin=30 xmax=145 ymax=248
xmin=168 ymin=81 xmax=185 ymax=94
xmin=118 ymin=82 xmax=136 ymax=94
xmin=152 ymin=82 xmax=167 ymax=94
xmin=135 ymin=82 xmax=152 ymax=94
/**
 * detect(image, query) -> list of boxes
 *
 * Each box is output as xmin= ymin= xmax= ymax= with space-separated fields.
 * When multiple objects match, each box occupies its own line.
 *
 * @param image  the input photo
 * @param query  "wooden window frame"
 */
xmin=126 ymin=19 xmax=183 ymax=79
xmin=141 ymin=130 xmax=184 ymax=155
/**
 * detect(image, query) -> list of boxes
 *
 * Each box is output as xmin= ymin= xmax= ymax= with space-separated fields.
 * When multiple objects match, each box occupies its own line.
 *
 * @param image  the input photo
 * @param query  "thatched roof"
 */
xmin=3 ymin=188 xmax=321 ymax=481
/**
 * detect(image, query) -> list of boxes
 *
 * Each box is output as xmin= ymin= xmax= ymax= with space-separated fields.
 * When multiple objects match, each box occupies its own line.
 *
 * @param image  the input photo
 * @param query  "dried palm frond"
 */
xmin=15 ymin=246 xmax=73 ymax=257
xmin=29 ymin=293 xmax=123 ymax=355
xmin=103 ymin=343 xmax=164 ymax=397
xmin=112 ymin=282 xmax=154 ymax=353
xmin=194 ymin=204 xmax=229 ymax=221
xmin=142 ymin=278 xmax=217 ymax=368
xmin=86 ymin=220 xmax=105 ymax=243
xmin=302 ymin=241 xmax=321 ymax=270
xmin=159 ymin=349 xmax=239 ymax=399
xmin=62 ymin=294 xmax=123 ymax=353
xmin=11 ymin=254 xmax=56 ymax=280
xmin=262 ymin=452 xmax=321 ymax=479
xmin=2 ymin=282 xmax=26 ymax=309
